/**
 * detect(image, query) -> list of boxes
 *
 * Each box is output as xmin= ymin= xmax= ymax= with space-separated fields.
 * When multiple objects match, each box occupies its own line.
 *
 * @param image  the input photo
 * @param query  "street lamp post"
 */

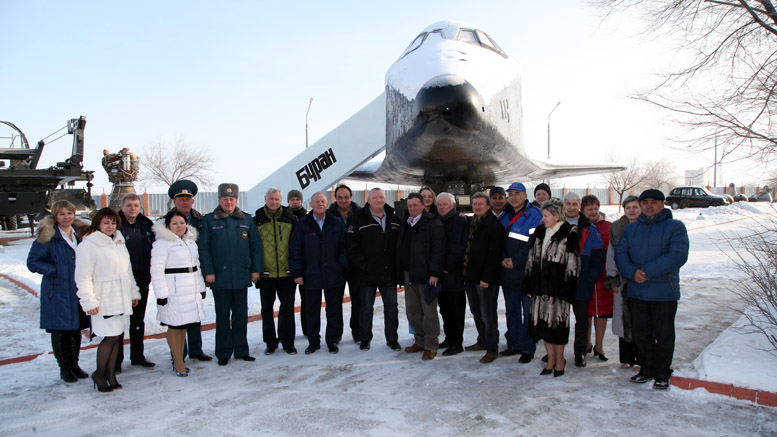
xmin=547 ymin=101 xmax=561 ymax=160
xmin=305 ymin=97 xmax=314 ymax=148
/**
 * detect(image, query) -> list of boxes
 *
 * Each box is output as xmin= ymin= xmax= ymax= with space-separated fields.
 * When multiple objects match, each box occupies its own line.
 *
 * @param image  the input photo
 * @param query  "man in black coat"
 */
xmin=397 ymin=192 xmax=445 ymax=360
xmin=436 ymin=192 xmax=469 ymax=356
xmin=287 ymin=189 xmax=308 ymax=336
xmin=290 ymin=192 xmax=348 ymax=354
xmin=117 ymin=193 xmax=155 ymax=370
xmin=345 ymin=188 xmax=401 ymax=352
xmin=327 ymin=184 xmax=363 ymax=342
xmin=463 ymin=192 xmax=506 ymax=363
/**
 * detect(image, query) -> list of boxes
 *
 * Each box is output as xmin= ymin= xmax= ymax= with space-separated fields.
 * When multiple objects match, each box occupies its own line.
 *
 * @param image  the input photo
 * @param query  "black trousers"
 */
xmin=118 ymin=282 xmax=150 ymax=364
xmin=572 ymin=300 xmax=591 ymax=356
xmin=260 ymin=277 xmax=296 ymax=349
xmin=347 ymin=278 xmax=360 ymax=339
xmin=465 ymin=281 xmax=500 ymax=354
xmin=619 ymin=337 xmax=639 ymax=366
xmin=438 ymin=291 xmax=466 ymax=347
xmin=306 ymin=285 xmax=344 ymax=347
xmin=630 ymin=299 xmax=677 ymax=380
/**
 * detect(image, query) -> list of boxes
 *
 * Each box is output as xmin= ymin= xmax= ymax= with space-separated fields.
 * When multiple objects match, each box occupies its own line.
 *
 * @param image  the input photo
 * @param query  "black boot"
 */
xmin=51 ymin=332 xmax=77 ymax=383
xmin=69 ymin=331 xmax=88 ymax=379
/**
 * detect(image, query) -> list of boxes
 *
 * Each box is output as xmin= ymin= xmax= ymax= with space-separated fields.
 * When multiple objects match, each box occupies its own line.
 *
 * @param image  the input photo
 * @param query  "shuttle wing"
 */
xmin=524 ymin=161 xmax=627 ymax=180
xmin=246 ymin=93 xmax=386 ymax=211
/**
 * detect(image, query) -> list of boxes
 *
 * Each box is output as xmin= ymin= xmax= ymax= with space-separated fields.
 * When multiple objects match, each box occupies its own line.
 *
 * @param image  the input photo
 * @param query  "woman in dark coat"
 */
xmin=523 ymin=198 xmax=580 ymax=377
xmin=27 ymin=200 xmax=90 ymax=383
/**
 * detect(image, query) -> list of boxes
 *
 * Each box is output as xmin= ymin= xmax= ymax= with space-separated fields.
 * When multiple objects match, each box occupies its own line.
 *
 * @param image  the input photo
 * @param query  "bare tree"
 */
xmin=590 ymin=0 xmax=777 ymax=164
xmin=140 ymin=138 xmax=215 ymax=188
xmin=727 ymin=214 xmax=777 ymax=356
xmin=602 ymin=155 xmax=649 ymax=210
xmin=638 ymin=159 xmax=680 ymax=192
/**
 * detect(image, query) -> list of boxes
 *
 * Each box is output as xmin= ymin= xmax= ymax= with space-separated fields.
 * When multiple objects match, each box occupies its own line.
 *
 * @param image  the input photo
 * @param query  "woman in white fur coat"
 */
xmin=75 ymin=208 xmax=140 ymax=392
xmin=151 ymin=209 xmax=206 ymax=377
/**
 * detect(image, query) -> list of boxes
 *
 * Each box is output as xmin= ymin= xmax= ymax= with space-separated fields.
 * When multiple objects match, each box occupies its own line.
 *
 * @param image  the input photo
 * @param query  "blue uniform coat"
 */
xmin=501 ymin=201 xmax=543 ymax=287
xmin=199 ymin=206 xmax=264 ymax=290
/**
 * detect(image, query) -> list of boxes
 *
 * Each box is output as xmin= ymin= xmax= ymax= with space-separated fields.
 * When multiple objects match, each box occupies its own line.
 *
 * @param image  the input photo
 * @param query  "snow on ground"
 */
xmin=0 ymin=203 xmax=776 ymax=436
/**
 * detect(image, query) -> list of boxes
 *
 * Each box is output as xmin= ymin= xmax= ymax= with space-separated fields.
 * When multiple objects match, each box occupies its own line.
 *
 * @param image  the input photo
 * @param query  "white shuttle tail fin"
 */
xmin=246 ymin=93 xmax=386 ymax=211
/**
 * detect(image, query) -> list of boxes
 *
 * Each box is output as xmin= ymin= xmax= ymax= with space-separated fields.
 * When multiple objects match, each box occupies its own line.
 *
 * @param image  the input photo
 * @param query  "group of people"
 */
xmin=27 ymin=179 xmax=689 ymax=393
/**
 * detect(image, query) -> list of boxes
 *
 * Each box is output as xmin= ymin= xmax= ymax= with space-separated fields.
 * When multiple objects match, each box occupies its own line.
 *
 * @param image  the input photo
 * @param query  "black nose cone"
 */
xmin=413 ymin=76 xmax=482 ymax=131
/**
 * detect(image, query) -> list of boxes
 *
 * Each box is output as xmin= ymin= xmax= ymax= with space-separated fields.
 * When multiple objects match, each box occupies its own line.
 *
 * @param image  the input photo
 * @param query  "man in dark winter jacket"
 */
xmin=200 ymin=183 xmax=264 ymax=366
xmin=436 ymin=192 xmax=469 ymax=356
xmin=287 ymin=189 xmax=307 ymax=221
xmin=254 ymin=187 xmax=299 ymax=355
xmin=531 ymin=183 xmax=552 ymax=208
xmin=616 ymin=189 xmax=689 ymax=390
xmin=500 ymin=182 xmax=542 ymax=363
xmin=327 ymin=184 xmax=363 ymax=342
xmin=169 ymin=179 xmax=212 ymax=362
xmin=117 ymin=193 xmax=156 ymax=370
xmin=463 ymin=192 xmax=506 ymax=363
xmin=563 ymin=192 xmax=605 ymax=368
xmin=398 ymin=192 xmax=445 ymax=360
xmin=290 ymin=192 xmax=348 ymax=354
xmin=286 ymin=189 xmax=308 ymax=336
xmin=345 ymin=188 xmax=402 ymax=352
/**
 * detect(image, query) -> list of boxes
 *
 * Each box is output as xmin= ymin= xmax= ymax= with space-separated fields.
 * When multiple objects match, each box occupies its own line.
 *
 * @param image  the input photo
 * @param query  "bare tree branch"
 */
xmin=590 ymin=0 xmax=777 ymax=165
xmin=140 ymin=138 xmax=215 ymax=189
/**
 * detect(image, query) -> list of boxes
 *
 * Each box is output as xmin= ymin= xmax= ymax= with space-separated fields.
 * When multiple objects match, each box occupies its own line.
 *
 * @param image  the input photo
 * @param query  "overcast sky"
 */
xmin=2 ymin=0 xmax=761 ymax=194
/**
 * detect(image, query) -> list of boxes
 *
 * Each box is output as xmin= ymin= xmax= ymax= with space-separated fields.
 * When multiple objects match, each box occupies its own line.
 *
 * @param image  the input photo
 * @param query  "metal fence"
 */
xmin=93 ymin=185 xmax=772 ymax=215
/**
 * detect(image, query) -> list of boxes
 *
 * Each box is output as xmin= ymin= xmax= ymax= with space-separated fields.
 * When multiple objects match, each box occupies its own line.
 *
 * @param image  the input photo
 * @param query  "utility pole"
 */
xmin=305 ymin=97 xmax=314 ymax=148
xmin=547 ymin=101 xmax=561 ymax=160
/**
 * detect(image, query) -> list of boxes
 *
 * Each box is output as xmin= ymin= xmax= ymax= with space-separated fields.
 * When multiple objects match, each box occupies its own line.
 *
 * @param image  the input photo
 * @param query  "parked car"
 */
xmin=733 ymin=193 xmax=749 ymax=202
xmin=665 ymin=186 xmax=728 ymax=209
xmin=748 ymin=191 xmax=773 ymax=202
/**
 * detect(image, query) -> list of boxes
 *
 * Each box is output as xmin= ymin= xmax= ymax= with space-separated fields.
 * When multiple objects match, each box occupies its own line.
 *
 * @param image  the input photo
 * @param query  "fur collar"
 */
xmin=153 ymin=219 xmax=198 ymax=242
xmin=35 ymin=215 xmax=89 ymax=244
xmin=213 ymin=206 xmax=245 ymax=220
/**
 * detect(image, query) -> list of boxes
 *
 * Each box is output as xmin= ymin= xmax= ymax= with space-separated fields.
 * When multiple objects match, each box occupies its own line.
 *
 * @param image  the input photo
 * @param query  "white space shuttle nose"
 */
xmin=413 ymin=75 xmax=483 ymax=131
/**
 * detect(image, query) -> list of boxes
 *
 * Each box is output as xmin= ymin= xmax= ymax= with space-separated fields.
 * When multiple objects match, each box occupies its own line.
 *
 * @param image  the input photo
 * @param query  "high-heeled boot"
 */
xmin=69 ymin=331 xmax=88 ymax=379
xmin=51 ymin=332 xmax=77 ymax=383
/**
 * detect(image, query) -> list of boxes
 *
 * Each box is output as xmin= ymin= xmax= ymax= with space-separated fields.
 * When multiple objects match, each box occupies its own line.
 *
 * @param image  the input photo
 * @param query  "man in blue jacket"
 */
xmin=615 ymin=189 xmax=689 ymax=390
xmin=199 ymin=183 xmax=264 ymax=366
xmin=500 ymin=182 xmax=542 ymax=363
xmin=290 ymin=192 xmax=348 ymax=354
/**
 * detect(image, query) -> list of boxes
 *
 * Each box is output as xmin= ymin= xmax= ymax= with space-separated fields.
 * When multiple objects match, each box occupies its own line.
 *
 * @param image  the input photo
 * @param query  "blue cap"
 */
xmin=507 ymin=182 xmax=527 ymax=192
xmin=638 ymin=189 xmax=665 ymax=202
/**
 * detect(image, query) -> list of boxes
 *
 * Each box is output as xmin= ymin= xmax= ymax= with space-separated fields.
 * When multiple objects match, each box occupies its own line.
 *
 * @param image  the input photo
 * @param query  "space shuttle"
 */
xmin=246 ymin=20 xmax=624 ymax=210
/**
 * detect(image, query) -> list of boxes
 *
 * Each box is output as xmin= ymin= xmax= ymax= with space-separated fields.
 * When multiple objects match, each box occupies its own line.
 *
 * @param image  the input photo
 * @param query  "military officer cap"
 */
xmin=218 ymin=183 xmax=239 ymax=198
xmin=168 ymin=179 xmax=198 ymax=199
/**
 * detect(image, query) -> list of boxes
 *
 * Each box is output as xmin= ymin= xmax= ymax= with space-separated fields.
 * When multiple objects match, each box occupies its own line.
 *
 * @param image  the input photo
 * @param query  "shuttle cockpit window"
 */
xmin=458 ymin=29 xmax=478 ymax=44
xmin=402 ymin=33 xmax=427 ymax=58
xmin=456 ymin=28 xmax=507 ymax=58
xmin=401 ymin=30 xmax=444 ymax=59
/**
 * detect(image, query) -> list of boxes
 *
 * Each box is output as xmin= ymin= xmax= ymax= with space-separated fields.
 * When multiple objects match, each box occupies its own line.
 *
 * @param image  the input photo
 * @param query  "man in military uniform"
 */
xmin=199 ymin=183 xmax=263 ymax=366
xmin=169 ymin=180 xmax=212 ymax=361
